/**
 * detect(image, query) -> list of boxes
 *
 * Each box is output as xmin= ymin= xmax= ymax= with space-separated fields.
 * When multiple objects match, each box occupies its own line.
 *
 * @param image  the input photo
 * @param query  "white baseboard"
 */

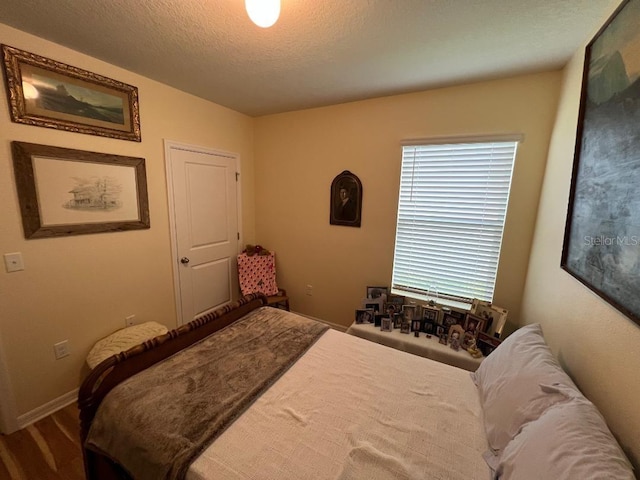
xmin=293 ymin=311 xmax=349 ymax=333
xmin=17 ymin=388 xmax=78 ymax=429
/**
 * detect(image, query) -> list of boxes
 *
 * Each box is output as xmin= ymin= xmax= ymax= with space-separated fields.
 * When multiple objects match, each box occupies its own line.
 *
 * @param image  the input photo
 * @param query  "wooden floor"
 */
xmin=0 ymin=403 xmax=84 ymax=480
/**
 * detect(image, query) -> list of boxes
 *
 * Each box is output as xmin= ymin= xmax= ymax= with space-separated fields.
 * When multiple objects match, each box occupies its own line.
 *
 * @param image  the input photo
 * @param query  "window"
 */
xmin=391 ymin=138 xmax=519 ymax=303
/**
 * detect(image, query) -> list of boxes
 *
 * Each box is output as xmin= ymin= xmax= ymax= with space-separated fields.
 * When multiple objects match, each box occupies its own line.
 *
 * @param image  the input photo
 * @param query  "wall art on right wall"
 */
xmin=561 ymin=0 xmax=640 ymax=327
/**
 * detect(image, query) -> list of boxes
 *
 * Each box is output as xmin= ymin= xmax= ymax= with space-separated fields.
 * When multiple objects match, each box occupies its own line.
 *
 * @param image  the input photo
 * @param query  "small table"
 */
xmin=346 ymin=322 xmax=483 ymax=372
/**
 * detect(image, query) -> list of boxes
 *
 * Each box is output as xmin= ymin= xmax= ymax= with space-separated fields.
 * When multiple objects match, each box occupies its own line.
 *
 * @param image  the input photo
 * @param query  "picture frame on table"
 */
xmin=2 ymin=44 xmax=141 ymax=142
xmin=477 ymin=332 xmax=502 ymax=356
xmin=393 ymin=313 xmax=403 ymax=329
xmin=365 ymin=302 xmax=381 ymax=313
xmin=11 ymin=141 xmax=150 ymax=239
xmin=386 ymin=294 xmax=405 ymax=305
xmin=366 ymin=286 xmax=389 ymax=299
xmin=411 ymin=319 xmax=422 ymax=332
xmin=422 ymin=320 xmax=435 ymax=335
xmin=422 ymin=305 xmax=439 ymax=323
xmin=355 ymin=309 xmax=374 ymax=324
xmin=402 ymin=304 xmax=417 ymax=322
xmin=473 ymin=303 xmax=508 ymax=338
xmin=383 ymin=302 xmax=400 ymax=317
xmin=400 ymin=320 xmax=411 ymax=334
xmin=362 ymin=296 xmax=384 ymax=315
xmin=381 ymin=317 xmax=392 ymax=332
xmin=470 ymin=298 xmax=491 ymax=314
xmin=463 ymin=314 xmax=486 ymax=338
xmin=442 ymin=312 xmax=459 ymax=330
xmin=448 ymin=325 xmax=465 ymax=351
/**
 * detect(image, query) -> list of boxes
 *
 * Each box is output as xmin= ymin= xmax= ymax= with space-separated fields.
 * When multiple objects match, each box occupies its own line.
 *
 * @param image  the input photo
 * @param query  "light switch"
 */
xmin=4 ymin=252 xmax=24 ymax=273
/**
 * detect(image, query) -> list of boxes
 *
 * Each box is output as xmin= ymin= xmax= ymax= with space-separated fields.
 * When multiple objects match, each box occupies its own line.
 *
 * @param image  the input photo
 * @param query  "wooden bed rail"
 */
xmin=78 ymin=294 xmax=268 ymax=480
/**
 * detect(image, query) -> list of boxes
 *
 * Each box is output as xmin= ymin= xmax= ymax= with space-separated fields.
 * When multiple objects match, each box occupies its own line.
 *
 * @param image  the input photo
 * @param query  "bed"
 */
xmin=78 ymin=294 xmax=635 ymax=480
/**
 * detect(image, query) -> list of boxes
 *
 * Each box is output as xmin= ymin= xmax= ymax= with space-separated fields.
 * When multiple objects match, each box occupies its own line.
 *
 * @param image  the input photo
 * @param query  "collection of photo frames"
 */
xmin=355 ymin=286 xmax=508 ymax=357
xmin=2 ymin=44 xmax=149 ymax=239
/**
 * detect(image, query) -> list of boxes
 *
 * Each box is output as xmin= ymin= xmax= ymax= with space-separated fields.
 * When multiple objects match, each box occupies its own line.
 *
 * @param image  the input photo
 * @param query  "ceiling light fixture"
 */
xmin=245 ymin=0 xmax=280 ymax=28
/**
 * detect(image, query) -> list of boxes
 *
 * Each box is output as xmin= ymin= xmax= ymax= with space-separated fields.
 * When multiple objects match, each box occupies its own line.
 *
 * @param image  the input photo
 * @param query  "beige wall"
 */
xmin=520 ymin=44 xmax=640 ymax=468
xmin=0 ymin=24 xmax=255 ymax=416
xmin=254 ymin=72 xmax=561 ymax=330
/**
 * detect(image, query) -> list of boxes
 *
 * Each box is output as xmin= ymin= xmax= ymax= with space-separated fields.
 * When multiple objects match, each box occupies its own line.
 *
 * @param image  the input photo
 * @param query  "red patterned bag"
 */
xmin=237 ymin=252 xmax=279 ymax=296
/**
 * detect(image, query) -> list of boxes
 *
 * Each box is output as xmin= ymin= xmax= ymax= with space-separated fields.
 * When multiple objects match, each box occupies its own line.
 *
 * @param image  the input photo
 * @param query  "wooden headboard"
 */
xmin=77 ymin=293 xmax=268 ymax=480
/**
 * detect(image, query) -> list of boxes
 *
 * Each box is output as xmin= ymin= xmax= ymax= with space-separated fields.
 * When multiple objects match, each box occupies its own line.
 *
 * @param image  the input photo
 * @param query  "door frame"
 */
xmin=164 ymin=140 xmax=243 ymax=326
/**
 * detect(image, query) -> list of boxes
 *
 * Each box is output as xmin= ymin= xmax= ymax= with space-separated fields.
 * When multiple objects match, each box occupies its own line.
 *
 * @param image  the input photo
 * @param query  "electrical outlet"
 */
xmin=306 ymin=284 xmax=313 ymax=296
xmin=125 ymin=315 xmax=136 ymax=327
xmin=54 ymin=340 xmax=70 ymax=359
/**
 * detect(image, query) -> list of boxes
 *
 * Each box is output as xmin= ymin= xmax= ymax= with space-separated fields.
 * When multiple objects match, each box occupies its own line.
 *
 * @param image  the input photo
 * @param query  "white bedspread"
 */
xmin=188 ymin=329 xmax=489 ymax=480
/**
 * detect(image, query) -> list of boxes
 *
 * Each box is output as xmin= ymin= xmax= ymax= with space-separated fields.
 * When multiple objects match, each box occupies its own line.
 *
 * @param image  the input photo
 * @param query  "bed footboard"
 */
xmin=78 ymin=293 xmax=268 ymax=480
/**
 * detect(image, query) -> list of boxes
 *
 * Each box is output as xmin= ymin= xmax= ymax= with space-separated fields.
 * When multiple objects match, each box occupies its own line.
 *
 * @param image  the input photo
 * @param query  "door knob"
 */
xmin=180 ymin=257 xmax=190 ymax=265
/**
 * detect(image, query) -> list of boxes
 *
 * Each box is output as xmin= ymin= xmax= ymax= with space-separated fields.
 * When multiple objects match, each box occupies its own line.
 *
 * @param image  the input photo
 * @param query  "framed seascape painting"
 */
xmin=2 ymin=45 xmax=141 ymax=141
xmin=561 ymin=0 xmax=640 ymax=327
xmin=11 ymin=142 xmax=150 ymax=238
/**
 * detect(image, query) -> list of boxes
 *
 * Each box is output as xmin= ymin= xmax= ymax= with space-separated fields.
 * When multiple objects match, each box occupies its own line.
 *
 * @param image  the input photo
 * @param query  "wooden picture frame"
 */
xmin=355 ymin=309 xmax=374 ymax=324
xmin=2 ymin=44 xmax=141 ymax=142
xmin=330 ymin=170 xmax=362 ymax=227
xmin=463 ymin=313 xmax=485 ymax=338
xmin=366 ymin=286 xmax=388 ymax=299
xmin=472 ymin=303 xmax=508 ymax=338
xmin=422 ymin=305 xmax=439 ymax=323
xmin=561 ymin=0 xmax=640 ymax=327
xmin=11 ymin=141 xmax=150 ymax=238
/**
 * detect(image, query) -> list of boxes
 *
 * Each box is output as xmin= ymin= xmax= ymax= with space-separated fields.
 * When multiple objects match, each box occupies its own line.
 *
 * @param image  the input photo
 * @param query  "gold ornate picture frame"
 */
xmin=2 ymin=44 xmax=141 ymax=142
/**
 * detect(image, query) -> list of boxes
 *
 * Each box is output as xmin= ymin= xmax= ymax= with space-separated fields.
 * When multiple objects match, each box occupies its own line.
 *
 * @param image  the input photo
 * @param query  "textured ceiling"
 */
xmin=0 ymin=0 xmax=619 ymax=117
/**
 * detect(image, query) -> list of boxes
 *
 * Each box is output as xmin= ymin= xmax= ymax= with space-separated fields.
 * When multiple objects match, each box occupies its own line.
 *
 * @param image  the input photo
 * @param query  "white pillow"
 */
xmin=471 ymin=323 xmax=578 ymax=453
xmin=496 ymin=389 xmax=634 ymax=480
xmin=86 ymin=321 xmax=168 ymax=369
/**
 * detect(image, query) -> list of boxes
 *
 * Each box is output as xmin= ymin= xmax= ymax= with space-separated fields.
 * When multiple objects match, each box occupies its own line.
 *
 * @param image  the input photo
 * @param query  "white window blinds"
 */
xmin=392 ymin=140 xmax=518 ymax=303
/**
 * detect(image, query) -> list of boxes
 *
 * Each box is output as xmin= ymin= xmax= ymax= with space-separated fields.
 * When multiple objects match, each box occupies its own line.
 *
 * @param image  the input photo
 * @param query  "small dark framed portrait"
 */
xmin=435 ymin=325 xmax=445 ymax=337
xmin=374 ymin=313 xmax=384 ymax=327
xmin=442 ymin=312 xmax=459 ymax=330
xmin=383 ymin=302 xmax=399 ymax=317
xmin=439 ymin=333 xmax=448 ymax=345
xmin=423 ymin=320 xmax=435 ymax=335
xmin=423 ymin=305 xmax=439 ymax=323
xmin=463 ymin=313 xmax=485 ymax=337
xmin=355 ymin=309 xmax=374 ymax=324
xmin=393 ymin=313 xmax=403 ymax=329
xmin=381 ymin=317 xmax=392 ymax=332
xmin=366 ymin=286 xmax=389 ymax=299
xmin=330 ymin=170 xmax=362 ymax=227
xmin=387 ymin=294 xmax=405 ymax=305
xmin=365 ymin=302 xmax=380 ymax=313
xmin=477 ymin=332 xmax=502 ymax=356
xmin=411 ymin=319 xmax=422 ymax=332
xmin=402 ymin=304 xmax=417 ymax=322
xmin=400 ymin=320 xmax=411 ymax=334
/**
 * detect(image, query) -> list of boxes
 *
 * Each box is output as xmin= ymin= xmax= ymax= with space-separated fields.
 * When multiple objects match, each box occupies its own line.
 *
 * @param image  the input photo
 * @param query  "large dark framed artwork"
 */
xmin=11 ymin=141 xmax=150 ymax=239
xmin=561 ymin=0 xmax=640 ymax=327
xmin=1 ymin=44 xmax=141 ymax=142
xmin=330 ymin=170 xmax=362 ymax=227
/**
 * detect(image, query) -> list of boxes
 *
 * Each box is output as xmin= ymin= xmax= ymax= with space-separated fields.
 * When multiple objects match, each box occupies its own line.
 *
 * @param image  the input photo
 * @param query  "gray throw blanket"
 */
xmin=86 ymin=307 xmax=328 ymax=480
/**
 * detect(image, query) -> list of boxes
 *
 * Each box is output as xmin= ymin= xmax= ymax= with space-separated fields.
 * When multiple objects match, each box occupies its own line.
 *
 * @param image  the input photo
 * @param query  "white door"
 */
xmin=165 ymin=142 xmax=240 ymax=325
